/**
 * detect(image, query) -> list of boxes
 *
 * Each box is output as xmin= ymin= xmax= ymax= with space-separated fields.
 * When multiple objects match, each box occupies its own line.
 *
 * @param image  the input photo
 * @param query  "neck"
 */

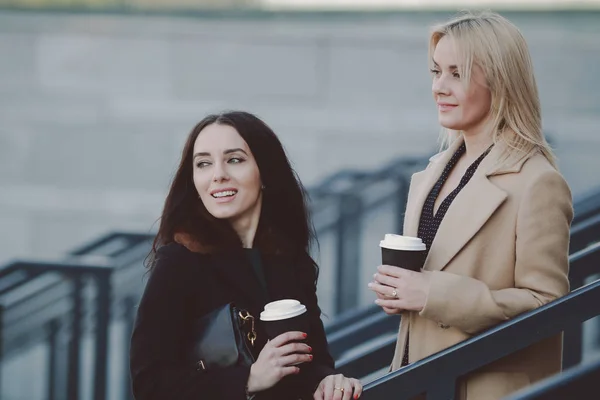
xmin=230 ymin=200 xmax=262 ymax=249
xmin=462 ymin=119 xmax=494 ymax=160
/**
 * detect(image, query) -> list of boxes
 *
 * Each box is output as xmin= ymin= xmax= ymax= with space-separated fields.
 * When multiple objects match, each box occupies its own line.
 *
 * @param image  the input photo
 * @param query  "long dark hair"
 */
xmin=148 ymin=111 xmax=318 ymax=278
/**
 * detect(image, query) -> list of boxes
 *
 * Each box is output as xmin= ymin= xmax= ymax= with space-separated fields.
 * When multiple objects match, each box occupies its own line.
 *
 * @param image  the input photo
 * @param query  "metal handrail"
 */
xmin=351 ymin=243 xmax=600 ymax=399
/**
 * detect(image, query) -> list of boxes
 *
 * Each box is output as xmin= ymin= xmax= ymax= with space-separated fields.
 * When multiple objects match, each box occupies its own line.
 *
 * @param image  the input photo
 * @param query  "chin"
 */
xmin=438 ymin=118 xmax=462 ymax=131
xmin=205 ymin=208 xmax=237 ymax=221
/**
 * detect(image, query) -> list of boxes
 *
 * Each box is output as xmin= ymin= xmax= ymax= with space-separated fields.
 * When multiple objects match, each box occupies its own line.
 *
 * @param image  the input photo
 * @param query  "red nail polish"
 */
xmin=354 ymin=395 xmax=359 ymax=399
xmin=308 ymin=346 xmax=313 ymax=352
xmin=308 ymin=354 xmax=313 ymax=360
xmin=302 ymin=333 xmax=308 ymax=338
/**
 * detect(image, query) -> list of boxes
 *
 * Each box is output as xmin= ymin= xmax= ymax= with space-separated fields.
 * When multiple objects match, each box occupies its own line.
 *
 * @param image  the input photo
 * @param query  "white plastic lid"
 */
xmin=379 ymin=234 xmax=426 ymax=251
xmin=260 ymin=299 xmax=307 ymax=321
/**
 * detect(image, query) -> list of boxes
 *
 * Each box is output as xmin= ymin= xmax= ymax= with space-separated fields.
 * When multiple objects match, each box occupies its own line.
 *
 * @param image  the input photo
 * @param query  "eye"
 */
xmin=228 ymin=157 xmax=245 ymax=164
xmin=430 ymin=68 xmax=441 ymax=76
xmin=196 ymin=161 xmax=211 ymax=169
xmin=452 ymin=71 xmax=461 ymax=79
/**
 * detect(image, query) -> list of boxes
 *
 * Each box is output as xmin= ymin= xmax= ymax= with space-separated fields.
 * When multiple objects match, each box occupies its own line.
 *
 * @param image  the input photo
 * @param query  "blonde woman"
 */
xmin=368 ymin=11 xmax=573 ymax=399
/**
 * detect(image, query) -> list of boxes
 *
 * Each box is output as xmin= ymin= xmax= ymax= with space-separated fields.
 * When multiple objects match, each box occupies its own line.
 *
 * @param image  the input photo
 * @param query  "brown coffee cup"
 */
xmin=380 ymin=234 xmax=427 ymax=272
xmin=260 ymin=299 xmax=310 ymax=340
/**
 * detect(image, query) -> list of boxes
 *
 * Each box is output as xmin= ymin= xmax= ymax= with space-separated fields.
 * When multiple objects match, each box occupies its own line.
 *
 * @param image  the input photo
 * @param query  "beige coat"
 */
xmin=390 ymin=137 xmax=573 ymax=400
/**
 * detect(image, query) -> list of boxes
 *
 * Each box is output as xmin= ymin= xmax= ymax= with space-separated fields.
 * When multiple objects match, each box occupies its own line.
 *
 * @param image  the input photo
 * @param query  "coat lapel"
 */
xmin=423 ymin=140 xmax=527 ymax=272
xmin=407 ymin=136 xmax=532 ymax=272
xmin=424 ymin=170 xmax=507 ymax=272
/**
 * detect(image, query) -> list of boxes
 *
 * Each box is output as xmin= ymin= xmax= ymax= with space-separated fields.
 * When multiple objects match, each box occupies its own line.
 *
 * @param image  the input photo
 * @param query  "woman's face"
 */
xmin=193 ymin=123 xmax=263 ymax=225
xmin=431 ymin=36 xmax=492 ymax=134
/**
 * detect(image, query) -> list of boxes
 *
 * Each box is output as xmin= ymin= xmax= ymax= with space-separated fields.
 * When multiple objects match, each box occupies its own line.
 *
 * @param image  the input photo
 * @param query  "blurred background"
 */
xmin=1 ymin=1 xmax=599 ymax=399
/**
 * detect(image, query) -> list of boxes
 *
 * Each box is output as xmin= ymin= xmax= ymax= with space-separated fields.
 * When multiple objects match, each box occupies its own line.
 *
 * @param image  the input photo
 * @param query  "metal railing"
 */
xmin=0 ymin=259 xmax=113 ymax=400
xmin=351 ymin=243 xmax=600 ymax=399
xmin=0 ymin=238 xmax=152 ymax=400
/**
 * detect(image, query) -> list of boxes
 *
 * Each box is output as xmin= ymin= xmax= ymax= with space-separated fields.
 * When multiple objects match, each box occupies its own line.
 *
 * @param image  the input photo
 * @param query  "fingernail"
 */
xmin=373 ymin=273 xmax=377 ymax=278
xmin=375 ymin=299 xmax=381 ymax=304
xmin=354 ymin=395 xmax=359 ymax=399
xmin=302 ymin=333 xmax=308 ymax=338
xmin=308 ymin=354 xmax=313 ymax=360
xmin=367 ymin=282 xmax=373 ymax=288
xmin=308 ymin=346 xmax=313 ymax=352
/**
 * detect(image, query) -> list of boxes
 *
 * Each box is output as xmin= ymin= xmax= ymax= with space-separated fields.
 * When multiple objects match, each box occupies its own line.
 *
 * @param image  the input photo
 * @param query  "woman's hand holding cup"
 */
xmin=370 ymin=265 xmax=431 ymax=312
xmin=369 ymin=234 xmax=430 ymax=313
xmin=247 ymin=299 xmax=312 ymax=394
xmin=247 ymin=331 xmax=312 ymax=393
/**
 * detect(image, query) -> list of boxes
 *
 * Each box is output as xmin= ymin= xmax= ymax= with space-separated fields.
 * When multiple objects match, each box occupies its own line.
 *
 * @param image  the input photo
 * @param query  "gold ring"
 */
xmin=391 ymin=289 xmax=398 ymax=298
xmin=335 ymin=387 xmax=344 ymax=393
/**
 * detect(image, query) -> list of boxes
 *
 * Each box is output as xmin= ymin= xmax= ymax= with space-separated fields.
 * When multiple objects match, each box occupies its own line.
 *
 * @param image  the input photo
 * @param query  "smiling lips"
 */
xmin=437 ymin=102 xmax=458 ymax=112
xmin=211 ymin=189 xmax=238 ymax=202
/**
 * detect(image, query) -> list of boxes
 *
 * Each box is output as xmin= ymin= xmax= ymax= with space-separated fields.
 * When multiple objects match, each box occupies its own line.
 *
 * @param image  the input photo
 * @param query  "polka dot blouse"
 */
xmin=401 ymin=142 xmax=493 ymax=367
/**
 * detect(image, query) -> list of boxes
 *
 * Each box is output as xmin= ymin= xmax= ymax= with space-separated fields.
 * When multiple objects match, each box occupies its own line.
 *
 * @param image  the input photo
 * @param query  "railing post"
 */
xmin=564 ymin=273 xmax=584 ymax=369
xmin=94 ymin=271 xmax=111 ymax=400
xmin=47 ymin=319 xmax=60 ymax=400
xmin=123 ymin=296 xmax=136 ymax=400
xmin=335 ymin=193 xmax=363 ymax=314
xmin=67 ymin=275 xmax=83 ymax=400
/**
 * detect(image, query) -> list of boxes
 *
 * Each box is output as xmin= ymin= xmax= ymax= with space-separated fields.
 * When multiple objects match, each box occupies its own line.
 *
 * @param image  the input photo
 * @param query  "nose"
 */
xmin=212 ymin=162 xmax=230 ymax=183
xmin=432 ymin=74 xmax=450 ymax=96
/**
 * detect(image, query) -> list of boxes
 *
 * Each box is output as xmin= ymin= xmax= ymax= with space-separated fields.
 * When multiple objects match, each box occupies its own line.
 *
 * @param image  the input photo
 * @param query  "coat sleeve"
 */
xmin=419 ymin=169 xmax=573 ymax=335
xmin=129 ymin=243 xmax=251 ymax=400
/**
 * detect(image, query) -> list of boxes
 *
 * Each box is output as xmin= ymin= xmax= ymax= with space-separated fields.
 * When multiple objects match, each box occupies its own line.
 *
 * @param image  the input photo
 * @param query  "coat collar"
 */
xmin=427 ymin=136 xmax=531 ymax=176
xmin=404 ymin=136 xmax=532 ymax=272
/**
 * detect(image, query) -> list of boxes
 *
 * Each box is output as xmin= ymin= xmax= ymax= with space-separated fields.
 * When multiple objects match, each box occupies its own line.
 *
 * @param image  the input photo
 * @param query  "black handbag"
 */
xmin=190 ymin=303 xmax=257 ymax=373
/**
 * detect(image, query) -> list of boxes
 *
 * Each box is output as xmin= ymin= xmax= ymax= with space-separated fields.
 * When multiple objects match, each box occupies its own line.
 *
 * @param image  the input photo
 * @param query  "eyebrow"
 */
xmin=431 ymin=58 xmax=458 ymax=69
xmin=193 ymin=148 xmax=248 ymax=158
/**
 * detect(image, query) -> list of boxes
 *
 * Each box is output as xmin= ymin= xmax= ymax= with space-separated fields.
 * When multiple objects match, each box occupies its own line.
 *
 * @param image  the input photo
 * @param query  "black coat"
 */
xmin=130 ymin=243 xmax=336 ymax=400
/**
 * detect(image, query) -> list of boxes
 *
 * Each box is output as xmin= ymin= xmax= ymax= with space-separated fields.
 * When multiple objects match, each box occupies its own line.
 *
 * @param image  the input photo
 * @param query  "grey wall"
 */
xmin=1 ymin=10 xmax=600 ymax=399
xmin=0 ymin=10 xmax=599 ymax=266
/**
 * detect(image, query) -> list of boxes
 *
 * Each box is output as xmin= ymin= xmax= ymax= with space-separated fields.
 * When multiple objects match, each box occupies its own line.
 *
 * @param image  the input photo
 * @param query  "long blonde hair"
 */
xmin=430 ymin=11 xmax=557 ymax=168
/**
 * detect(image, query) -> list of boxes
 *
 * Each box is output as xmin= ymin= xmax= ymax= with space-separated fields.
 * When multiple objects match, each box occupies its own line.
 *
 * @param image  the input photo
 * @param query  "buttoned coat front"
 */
xmin=390 ymin=137 xmax=573 ymax=400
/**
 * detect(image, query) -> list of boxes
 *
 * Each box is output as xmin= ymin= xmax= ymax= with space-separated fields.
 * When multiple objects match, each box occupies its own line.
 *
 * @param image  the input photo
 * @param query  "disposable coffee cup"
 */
xmin=379 ymin=234 xmax=427 ymax=272
xmin=260 ymin=299 xmax=310 ymax=340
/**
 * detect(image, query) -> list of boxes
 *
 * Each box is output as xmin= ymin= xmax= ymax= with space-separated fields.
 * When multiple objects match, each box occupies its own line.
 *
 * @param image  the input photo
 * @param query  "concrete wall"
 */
xmin=1 ymin=10 xmax=600 ymax=400
xmin=0 ymin=10 xmax=599 ymax=265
